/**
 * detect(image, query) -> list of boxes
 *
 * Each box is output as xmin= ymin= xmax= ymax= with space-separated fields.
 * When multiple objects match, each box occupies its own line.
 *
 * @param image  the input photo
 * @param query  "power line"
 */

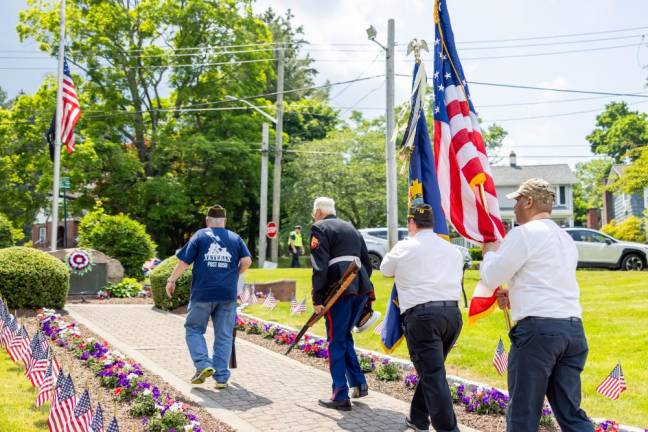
xmin=454 ymin=25 xmax=648 ymax=44
xmin=483 ymin=100 xmax=648 ymax=122
xmin=468 ymin=81 xmax=648 ymax=98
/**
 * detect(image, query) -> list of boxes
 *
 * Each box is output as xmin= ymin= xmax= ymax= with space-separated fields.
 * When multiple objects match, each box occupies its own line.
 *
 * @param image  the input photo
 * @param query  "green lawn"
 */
xmin=243 ymin=268 xmax=648 ymax=427
xmin=0 ymin=350 xmax=49 ymax=431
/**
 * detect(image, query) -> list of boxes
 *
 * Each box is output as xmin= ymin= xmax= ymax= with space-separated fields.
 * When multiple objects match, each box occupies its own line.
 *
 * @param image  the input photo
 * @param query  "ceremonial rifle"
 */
xmin=285 ymin=259 xmax=360 ymax=355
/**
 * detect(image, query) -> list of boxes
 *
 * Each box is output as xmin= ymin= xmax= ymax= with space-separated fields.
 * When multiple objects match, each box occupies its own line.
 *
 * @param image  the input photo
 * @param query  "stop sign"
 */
xmin=266 ymin=221 xmax=278 ymax=239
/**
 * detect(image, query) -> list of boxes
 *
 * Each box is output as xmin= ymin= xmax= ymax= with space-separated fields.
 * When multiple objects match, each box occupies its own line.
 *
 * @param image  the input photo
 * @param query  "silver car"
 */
xmin=359 ymin=228 xmax=472 ymax=270
xmin=564 ymin=228 xmax=647 ymax=271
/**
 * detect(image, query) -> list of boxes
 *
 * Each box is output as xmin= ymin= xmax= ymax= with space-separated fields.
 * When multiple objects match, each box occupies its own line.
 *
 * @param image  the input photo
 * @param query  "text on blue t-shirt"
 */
xmin=176 ymin=227 xmax=251 ymax=302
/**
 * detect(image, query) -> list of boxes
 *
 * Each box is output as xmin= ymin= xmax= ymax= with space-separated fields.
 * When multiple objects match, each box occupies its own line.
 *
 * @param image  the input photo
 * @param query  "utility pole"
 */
xmin=258 ymin=123 xmax=270 ymax=267
xmin=50 ymin=0 xmax=66 ymax=252
xmin=271 ymin=45 xmax=285 ymax=263
xmin=385 ymin=19 xmax=398 ymax=250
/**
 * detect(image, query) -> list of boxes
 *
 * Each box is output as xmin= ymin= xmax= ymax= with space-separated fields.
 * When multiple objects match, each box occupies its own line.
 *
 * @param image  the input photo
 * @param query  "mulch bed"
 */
xmin=15 ymin=309 xmax=233 ymax=432
xmin=236 ymin=330 xmax=558 ymax=432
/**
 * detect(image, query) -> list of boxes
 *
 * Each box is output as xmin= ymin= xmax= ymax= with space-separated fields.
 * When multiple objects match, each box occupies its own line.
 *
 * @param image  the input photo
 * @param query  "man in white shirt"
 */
xmin=381 ymin=204 xmax=463 ymax=432
xmin=480 ymin=178 xmax=593 ymax=432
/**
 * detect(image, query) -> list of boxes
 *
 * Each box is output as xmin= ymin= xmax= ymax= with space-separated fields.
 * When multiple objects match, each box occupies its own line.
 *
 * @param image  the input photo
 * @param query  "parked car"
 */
xmin=359 ymin=228 xmax=472 ymax=270
xmin=564 ymin=228 xmax=647 ymax=271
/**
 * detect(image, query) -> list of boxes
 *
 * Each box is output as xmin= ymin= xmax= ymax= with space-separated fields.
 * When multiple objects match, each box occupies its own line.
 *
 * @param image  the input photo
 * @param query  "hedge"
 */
xmin=78 ymin=209 xmax=157 ymax=278
xmin=0 ymin=247 xmax=69 ymax=309
xmin=149 ymin=256 xmax=192 ymax=311
xmin=601 ymin=216 xmax=647 ymax=243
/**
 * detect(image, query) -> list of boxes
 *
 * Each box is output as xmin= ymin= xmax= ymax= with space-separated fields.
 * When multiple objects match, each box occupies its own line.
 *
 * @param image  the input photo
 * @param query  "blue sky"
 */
xmin=2 ymin=0 xmax=648 ymax=167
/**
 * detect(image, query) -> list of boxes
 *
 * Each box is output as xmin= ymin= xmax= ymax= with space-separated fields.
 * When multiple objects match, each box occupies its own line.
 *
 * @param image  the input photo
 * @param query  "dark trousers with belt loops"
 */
xmin=403 ymin=302 xmax=462 ymax=432
xmin=508 ymin=317 xmax=593 ymax=432
xmin=324 ymin=294 xmax=368 ymax=400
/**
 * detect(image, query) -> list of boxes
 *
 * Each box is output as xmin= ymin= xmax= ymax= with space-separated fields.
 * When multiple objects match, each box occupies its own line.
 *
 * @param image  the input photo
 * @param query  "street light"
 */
xmin=226 ymin=95 xmax=275 ymax=267
xmin=225 ymin=95 xmax=277 ymax=124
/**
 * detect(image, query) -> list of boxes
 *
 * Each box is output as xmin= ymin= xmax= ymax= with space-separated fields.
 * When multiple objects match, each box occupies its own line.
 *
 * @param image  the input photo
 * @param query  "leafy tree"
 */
xmin=0 ymin=86 xmax=9 ymax=109
xmin=614 ymin=146 xmax=648 ymax=193
xmin=482 ymin=123 xmax=508 ymax=163
xmin=571 ymin=158 xmax=614 ymax=224
xmin=586 ymin=102 xmax=648 ymax=162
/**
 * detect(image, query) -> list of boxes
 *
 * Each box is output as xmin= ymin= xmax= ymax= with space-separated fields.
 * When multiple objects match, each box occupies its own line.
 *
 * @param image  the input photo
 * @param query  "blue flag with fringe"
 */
xmin=380 ymin=61 xmax=449 ymax=353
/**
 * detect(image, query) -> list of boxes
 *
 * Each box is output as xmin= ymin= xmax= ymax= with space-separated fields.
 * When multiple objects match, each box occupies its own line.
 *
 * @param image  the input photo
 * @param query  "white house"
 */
xmin=491 ymin=152 xmax=578 ymax=229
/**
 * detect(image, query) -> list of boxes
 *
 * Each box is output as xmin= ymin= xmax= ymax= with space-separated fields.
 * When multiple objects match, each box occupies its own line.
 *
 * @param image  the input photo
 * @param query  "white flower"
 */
xmin=127 ymin=373 xmax=138 ymax=380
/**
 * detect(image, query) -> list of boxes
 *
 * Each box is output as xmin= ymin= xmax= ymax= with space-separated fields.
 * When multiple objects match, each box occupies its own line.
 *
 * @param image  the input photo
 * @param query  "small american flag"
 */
xmin=90 ymin=403 xmax=104 ymax=432
xmin=36 ymin=356 xmax=57 ymax=407
xmin=247 ymin=287 xmax=257 ymax=305
xmin=49 ymin=374 xmax=77 ymax=432
xmin=69 ymin=389 xmax=93 ymax=431
xmin=492 ymin=338 xmax=508 ymax=376
xmin=8 ymin=325 xmax=31 ymax=365
xmin=596 ymin=362 xmax=627 ymax=400
xmin=373 ymin=320 xmax=385 ymax=335
xmin=106 ymin=416 xmax=120 ymax=432
xmin=263 ymin=291 xmax=278 ymax=309
xmin=1 ymin=315 xmax=17 ymax=347
xmin=27 ymin=344 xmax=50 ymax=388
xmin=290 ymin=296 xmax=297 ymax=311
xmin=292 ymin=299 xmax=307 ymax=315
xmin=61 ymin=57 xmax=82 ymax=153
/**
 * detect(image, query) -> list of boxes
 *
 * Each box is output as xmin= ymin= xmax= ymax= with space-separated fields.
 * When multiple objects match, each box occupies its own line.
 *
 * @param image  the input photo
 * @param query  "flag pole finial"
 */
xmin=406 ymin=39 xmax=429 ymax=64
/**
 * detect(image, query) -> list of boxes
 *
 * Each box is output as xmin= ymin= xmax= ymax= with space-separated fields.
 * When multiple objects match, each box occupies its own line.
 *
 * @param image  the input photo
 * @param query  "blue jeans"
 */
xmin=185 ymin=300 xmax=237 ymax=383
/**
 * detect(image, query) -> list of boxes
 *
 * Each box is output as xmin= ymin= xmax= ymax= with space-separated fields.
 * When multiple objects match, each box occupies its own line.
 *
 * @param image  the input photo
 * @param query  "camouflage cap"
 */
xmin=505 ymin=178 xmax=555 ymax=204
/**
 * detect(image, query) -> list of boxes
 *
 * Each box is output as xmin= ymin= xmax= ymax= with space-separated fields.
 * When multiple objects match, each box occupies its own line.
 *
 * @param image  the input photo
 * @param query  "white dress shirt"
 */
xmin=380 ymin=229 xmax=463 ymax=314
xmin=480 ymin=219 xmax=582 ymax=322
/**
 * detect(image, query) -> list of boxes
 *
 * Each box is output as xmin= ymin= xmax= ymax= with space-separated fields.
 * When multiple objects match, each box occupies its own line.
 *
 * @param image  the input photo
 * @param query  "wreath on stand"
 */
xmin=65 ymin=249 xmax=95 ymax=275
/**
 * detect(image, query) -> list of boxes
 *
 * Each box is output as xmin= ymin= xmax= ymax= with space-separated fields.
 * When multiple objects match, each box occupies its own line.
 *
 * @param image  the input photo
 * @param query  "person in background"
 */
xmin=166 ymin=204 xmax=252 ymax=389
xmin=288 ymin=225 xmax=304 ymax=268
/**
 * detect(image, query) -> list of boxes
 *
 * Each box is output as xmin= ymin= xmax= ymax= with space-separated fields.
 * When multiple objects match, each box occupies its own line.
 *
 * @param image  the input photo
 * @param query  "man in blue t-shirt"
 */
xmin=166 ymin=204 xmax=252 ymax=388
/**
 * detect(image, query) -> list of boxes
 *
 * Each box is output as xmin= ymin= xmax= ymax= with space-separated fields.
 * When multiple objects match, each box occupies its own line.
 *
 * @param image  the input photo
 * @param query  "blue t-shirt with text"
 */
xmin=176 ymin=228 xmax=251 ymax=302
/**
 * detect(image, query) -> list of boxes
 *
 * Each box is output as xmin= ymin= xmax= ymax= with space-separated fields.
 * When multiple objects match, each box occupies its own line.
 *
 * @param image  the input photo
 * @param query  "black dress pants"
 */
xmin=508 ymin=317 xmax=593 ymax=432
xmin=403 ymin=305 xmax=462 ymax=432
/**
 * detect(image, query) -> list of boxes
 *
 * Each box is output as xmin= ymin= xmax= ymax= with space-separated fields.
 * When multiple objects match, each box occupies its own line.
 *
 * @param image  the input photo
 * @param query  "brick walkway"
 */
xmin=66 ymin=304 xmax=479 ymax=432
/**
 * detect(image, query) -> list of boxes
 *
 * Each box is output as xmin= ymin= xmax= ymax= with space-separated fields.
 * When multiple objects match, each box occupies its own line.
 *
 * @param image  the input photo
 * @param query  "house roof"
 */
xmin=606 ymin=164 xmax=626 ymax=186
xmin=491 ymin=164 xmax=577 ymax=186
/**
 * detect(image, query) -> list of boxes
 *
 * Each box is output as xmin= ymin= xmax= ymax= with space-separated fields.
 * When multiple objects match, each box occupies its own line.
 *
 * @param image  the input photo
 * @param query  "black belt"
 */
xmin=521 ymin=316 xmax=581 ymax=323
xmin=405 ymin=300 xmax=458 ymax=316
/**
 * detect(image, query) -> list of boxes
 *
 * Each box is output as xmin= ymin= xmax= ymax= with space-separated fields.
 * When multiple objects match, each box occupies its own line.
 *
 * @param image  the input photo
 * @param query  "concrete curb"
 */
xmin=66 ymin=305 xmax=259 ymax=432
xmin=240 ymin=311 xmax=645 ymax=432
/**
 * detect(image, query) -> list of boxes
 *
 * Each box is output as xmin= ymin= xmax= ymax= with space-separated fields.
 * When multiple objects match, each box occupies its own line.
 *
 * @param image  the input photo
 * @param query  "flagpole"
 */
xmin=50 ymin=0 xmax=66 ymax=252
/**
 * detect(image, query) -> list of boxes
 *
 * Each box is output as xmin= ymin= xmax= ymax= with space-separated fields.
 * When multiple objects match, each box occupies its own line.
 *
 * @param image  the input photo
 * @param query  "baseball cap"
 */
xmin=505 ymin=178 xmax=555 ymax=204
xmin=407 ymin=203 xmax=434 ymax=224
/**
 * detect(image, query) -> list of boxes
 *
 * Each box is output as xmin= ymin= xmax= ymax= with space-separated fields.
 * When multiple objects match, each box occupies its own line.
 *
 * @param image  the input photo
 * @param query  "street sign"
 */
xmin=60 ymin=177 xmax=71 ymax=190
xmin=266 ymin=221 xmax=278 ymax=239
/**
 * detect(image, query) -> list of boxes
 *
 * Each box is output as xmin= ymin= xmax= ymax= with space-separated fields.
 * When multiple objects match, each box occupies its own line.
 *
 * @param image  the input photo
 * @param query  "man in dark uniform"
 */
xmin=309 ymin=196 xmax=374 ymax=411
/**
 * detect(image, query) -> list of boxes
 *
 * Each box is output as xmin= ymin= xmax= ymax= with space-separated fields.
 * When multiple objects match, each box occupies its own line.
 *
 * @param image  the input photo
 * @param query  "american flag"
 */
xmin=373 ymin=320 xmax=384 ymax=335
xmin=60 ymin=57 xmax=81 ymax=153
xmin=596 ymin=363 xmax=627 ymax=400
xmin=290 ymin=296 xmax=297 ymax=311
xmin=49 ymin=374 xmax=77 ymax=432
xmin=263 ymin=291 xmax=278 ymax=309
xmin=69 ymin=389 xmax=93 ymax=431
xmin=1 ymin=314 xmax=17 ymax=347
xmin=492 ymin=338 xmax=508 ymax=376
xmin=8 ymin=325 xmax=31 ymax=366
xmin=90 ymin=403 xmax=104 ymax=432
xmin=106 ymin=416 xmax=119 ymax=432
xmin=27 ymin=344 xmax=50 ymax=388
xmin=241 ymin=286 xmax=252 ymax=304
xmin=36 ymin=356 xmax=58 ymax=407
xmin=432 ymin=1 xmax=506 ymax=324
xmin=247 ymin=286 xmax=257 ymax=305
xmin=291 ymin=299 xmax=307 ymax=315
xmin=432 ymin=1 xmax=505 ymax=245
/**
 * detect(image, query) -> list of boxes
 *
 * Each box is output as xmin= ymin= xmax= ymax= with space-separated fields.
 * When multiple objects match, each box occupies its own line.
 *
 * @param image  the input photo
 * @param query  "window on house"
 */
xmin=554 ymin=186 xmax=566 ymax=205
xmin=38 ymin=227 xmax=46 ymax=244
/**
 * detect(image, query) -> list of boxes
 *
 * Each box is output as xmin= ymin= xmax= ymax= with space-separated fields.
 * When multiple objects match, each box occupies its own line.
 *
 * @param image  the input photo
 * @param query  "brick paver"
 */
xmin=66 ymin=304 xmax=479 ymax=432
